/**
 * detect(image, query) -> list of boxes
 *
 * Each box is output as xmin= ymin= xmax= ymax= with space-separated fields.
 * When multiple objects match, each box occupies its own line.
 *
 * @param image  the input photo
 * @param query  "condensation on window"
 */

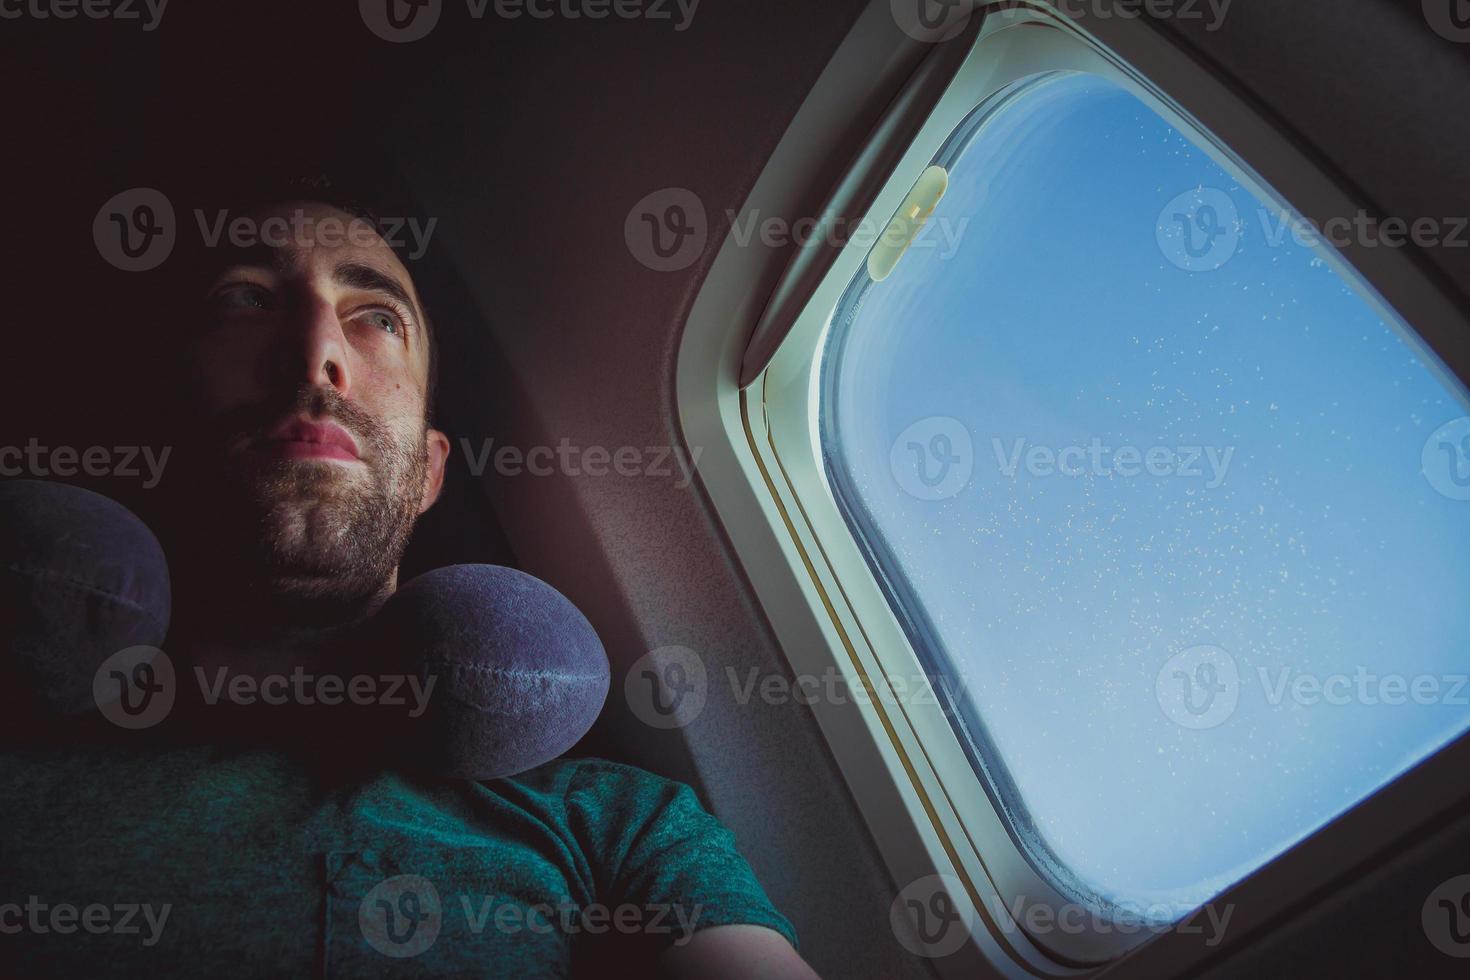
xmin=820 ymin=71 xmax=1470 ymax=917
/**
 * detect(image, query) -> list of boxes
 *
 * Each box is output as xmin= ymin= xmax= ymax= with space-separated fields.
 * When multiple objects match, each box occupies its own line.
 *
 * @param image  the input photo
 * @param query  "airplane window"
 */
xmin=820 ymin=70 xmax=1470 ymax=922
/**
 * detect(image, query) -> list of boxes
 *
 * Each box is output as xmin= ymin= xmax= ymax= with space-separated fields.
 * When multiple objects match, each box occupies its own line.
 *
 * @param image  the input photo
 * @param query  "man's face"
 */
xmin=186 ymin=201 xmax=450 ymax=604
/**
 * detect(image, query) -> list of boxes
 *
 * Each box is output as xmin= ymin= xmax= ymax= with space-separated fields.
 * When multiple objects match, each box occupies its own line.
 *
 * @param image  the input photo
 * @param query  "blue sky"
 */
xmin=824 ymin=71 xmax=1470 ymax=912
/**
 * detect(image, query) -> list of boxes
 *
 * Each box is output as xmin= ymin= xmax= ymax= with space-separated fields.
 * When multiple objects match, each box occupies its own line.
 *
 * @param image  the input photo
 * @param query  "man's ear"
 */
xmin=419 ymin=428 xmax=451 ymax=514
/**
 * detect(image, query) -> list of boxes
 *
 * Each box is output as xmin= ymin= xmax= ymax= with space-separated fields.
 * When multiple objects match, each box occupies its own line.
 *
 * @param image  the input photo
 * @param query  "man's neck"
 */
xmin=170 ymin=570 xmax=397 ymax=676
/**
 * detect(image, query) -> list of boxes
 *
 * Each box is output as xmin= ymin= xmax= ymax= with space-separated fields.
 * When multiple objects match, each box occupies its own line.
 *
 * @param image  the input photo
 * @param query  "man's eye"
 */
xmin=360 ymin=309 xmax=403 ymax=336
xmin=210 ymin=283 xmax=274 ymax=312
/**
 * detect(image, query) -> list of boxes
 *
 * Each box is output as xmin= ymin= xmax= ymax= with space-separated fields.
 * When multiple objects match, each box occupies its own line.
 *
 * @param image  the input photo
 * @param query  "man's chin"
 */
xmin=233 ymin=456 xmax=370 ymax=507
xmin=253 ymin=521 xmax=395 ymax=609
xmin=249 ymin=485 xmax=407 ymax=600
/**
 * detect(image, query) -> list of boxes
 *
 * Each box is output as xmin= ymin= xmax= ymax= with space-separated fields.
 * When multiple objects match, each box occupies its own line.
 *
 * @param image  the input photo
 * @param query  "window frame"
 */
xmin=676 ymin=2 xmax=1470 ymax=975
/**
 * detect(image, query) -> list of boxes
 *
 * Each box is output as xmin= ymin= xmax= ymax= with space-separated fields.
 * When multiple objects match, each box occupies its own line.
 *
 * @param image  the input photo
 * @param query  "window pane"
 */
xmin=820 ymin=71 xmax=1470 ymax=918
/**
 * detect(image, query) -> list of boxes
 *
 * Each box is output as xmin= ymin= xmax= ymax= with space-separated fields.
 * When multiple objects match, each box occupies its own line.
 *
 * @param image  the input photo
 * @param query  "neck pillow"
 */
xmin=0 ymin=479 xmax=172 ymax=719
xmin=0 ymin=479 xmax=610 ymax=780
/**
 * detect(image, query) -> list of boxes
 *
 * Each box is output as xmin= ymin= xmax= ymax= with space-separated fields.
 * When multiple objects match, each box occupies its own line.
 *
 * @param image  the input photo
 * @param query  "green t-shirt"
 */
xmin=0 ymin=742 xmax=796 ymax=978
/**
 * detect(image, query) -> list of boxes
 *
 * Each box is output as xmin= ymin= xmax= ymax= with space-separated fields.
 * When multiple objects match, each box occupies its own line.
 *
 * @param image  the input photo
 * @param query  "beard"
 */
xmin=195 ymin=385 xmax=429 ymax=613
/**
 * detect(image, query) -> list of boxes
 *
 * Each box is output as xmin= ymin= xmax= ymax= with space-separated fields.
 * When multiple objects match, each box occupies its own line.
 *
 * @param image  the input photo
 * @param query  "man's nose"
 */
xmin=274 ymin=292 xmax=352 ymax=396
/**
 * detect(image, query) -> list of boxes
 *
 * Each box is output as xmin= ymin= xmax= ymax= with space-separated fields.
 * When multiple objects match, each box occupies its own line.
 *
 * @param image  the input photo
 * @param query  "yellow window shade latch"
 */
xmin=866 ymin=164 xmax=949 ymax=283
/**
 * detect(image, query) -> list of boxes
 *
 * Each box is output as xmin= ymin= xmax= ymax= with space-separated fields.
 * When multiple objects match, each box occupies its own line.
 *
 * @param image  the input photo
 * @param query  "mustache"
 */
xmin=204 ymin=386 xmax=387 ymax=459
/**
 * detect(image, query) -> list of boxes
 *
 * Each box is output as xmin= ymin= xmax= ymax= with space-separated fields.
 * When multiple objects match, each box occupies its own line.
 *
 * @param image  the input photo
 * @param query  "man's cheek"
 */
xmin=355 ymin=365 xmax=426 ymax=417
xmin=190 ymin=335 xmax=270 ymax=416
xmin=354 ymin=385 xmax=428 ymax=449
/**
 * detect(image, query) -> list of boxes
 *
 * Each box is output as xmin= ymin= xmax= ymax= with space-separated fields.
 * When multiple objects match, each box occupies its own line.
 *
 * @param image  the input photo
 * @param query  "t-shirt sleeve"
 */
xmin=561 ymin=760 xmax=799 ymax=952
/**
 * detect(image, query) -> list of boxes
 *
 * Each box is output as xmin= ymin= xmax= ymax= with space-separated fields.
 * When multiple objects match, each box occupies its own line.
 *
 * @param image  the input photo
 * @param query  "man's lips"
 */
xmin=251 ymin=418 xmax=362 ymax=462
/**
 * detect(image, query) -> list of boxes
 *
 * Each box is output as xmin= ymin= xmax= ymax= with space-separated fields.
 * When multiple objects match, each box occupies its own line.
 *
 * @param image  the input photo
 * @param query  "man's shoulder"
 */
xmin=497 ymin=755 xmax=725 ymax=835
xmin=500 ymin=755 xmax=800 ymax=952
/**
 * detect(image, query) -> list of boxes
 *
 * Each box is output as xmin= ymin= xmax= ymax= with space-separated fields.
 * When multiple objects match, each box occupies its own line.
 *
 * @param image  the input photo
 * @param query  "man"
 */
xmin=0 ymin=190 xmax=820 ymax=979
